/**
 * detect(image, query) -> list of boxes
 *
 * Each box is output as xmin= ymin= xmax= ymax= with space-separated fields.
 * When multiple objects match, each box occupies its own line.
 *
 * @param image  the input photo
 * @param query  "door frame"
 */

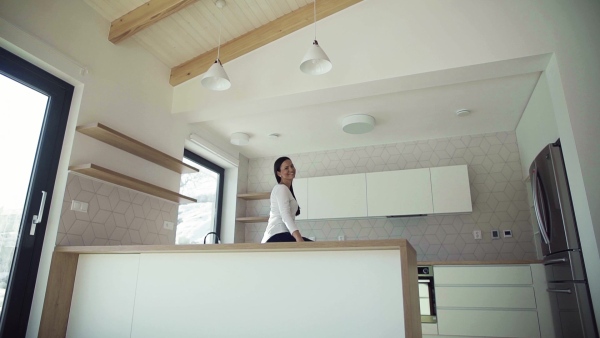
xmin=0 ymin=47 xmax=73 ymax=337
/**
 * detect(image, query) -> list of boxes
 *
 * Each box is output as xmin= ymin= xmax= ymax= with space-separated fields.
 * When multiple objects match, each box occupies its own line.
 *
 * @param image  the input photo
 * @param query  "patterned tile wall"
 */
xmin=56 ymin=173 xmax=178 ymax=246
xmin=244 ymin=131 xmax=538 ymax=261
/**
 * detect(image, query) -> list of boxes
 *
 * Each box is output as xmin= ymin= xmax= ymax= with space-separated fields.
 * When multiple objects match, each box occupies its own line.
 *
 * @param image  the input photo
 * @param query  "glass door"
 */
xmin=0 ymin=47 xmax=73 ymax=337
xmin=0 ymin=73 xmax=48 ymax=310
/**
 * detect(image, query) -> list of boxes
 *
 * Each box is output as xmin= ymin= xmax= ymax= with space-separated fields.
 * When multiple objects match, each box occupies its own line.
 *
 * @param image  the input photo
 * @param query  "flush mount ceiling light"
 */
xmin=342 ymin=114 xmax=376 ymax=134
xmin=230 ymin=132 xmax=249 ymax=146
xmin=300 ymin=0 xmax=332 ymax=75
xmin=201 ymin=0 xmax=231 ymax=91
xmin=455 ymin=109 xmax=471 ymax=117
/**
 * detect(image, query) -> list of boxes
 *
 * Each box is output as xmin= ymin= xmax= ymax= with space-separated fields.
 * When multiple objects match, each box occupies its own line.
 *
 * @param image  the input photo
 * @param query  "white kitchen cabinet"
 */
xmin=435 ymin=286 xmax=536 ymax=309
xmin=66 ymin=254 xmax=140 ymax=338
xmin=430 ymin=165 xmax=472 ymax=214
xmin=437 ymin=309 xmax=540 ymax=337
xmin=433 ymin=265 xmax=541 ymax=338
xmin=366 ymin=168 xmax=433 ymax=216
xmin=293 ymin=178 xmax=308 ymax=220
xmin=307 ymin=173 xmax=367 ymax=219
xmin=434 ymin=265 xmax=532 ymax=285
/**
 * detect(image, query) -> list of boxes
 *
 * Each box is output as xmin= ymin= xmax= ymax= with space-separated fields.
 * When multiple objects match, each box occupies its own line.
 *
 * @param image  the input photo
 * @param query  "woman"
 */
xmin=261 ymin=156 xmax=311 ymax=243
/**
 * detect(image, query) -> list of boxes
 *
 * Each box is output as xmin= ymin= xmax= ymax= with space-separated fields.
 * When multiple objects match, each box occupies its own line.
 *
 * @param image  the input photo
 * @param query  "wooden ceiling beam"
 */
xmin=109 ymin=0 xmax=198 ymax=44
xmin=170 ymin=0 xmax=362 ymax=86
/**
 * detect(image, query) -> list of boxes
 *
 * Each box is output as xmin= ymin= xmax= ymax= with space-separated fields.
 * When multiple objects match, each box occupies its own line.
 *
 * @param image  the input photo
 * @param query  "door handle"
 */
xmin=30 ymin=190 xmax=47 ymax=235
xmin=544 ymin=258 xmax=568 ymax=265
xmin=547 ymin=288 xmax=572 ymax=294
xmin=532 ymin=169 xmax=550 ymax=245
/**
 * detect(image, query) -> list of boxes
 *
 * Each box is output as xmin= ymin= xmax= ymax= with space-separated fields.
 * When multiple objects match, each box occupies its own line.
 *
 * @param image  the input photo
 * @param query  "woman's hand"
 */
xmin=292 ymin=230 xmax=304 ymax=242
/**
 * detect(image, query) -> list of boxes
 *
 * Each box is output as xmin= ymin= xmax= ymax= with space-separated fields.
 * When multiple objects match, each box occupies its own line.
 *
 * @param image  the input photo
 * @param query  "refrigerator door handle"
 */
xmin=544 ymin=258 xmax=567 ymax=265
xmin=546 ymin=288 xmax=572 ymax=294
xmin=532 ymin=168 xmax=550 ymax=245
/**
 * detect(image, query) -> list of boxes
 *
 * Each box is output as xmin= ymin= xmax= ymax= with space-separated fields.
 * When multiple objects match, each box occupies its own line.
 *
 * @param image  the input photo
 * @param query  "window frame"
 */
xmin=181 ymin=149 xmax=225 ymax=242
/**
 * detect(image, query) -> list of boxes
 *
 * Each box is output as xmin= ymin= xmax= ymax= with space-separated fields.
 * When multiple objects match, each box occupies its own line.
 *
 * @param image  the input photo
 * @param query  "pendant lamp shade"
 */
xmin=300 ymin=40 xmax=332 ymax=75
xmin=201 ymin=59 xmax=231 ymax=91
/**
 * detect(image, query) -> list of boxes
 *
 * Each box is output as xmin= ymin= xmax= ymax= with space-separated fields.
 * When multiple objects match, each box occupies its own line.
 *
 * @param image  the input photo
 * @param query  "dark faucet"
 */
xmin=203 ymin=232 xmax=221 ymax=244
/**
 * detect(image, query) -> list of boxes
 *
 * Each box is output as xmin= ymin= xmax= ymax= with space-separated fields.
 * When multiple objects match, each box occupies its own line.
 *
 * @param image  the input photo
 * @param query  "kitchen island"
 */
xmin=39 ymin=239 xmax=420 ymax=338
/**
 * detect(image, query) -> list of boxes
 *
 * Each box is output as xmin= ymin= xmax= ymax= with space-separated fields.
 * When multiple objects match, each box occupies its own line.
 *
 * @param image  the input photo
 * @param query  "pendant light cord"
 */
xmin=217 ymin=5 xmax=223 ymax=60
xmin=313 ymin=0 xmax=317 ymax=40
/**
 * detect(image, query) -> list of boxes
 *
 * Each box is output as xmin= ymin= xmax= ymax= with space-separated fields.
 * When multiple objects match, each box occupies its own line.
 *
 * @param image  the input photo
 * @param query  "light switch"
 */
xmin=163 ymin=221 xmax=174 ymax=230
xmin=70 ymin=200 xmax=89 ymax=213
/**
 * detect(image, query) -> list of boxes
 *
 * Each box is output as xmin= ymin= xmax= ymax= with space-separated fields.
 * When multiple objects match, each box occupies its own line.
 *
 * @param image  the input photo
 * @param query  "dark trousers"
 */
xmin=266 ymin=232 xmax=313 ymax=242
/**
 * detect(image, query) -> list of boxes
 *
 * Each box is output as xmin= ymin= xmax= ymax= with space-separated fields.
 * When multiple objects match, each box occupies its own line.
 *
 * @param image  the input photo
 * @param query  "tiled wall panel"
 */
xmin=57 ymin=173 xmax=178 ymax=246
xmin=244 ymin=131 xmax=537 ymax=261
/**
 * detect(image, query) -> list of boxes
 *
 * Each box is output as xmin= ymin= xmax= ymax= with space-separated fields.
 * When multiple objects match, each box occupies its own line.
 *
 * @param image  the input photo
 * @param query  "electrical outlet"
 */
xmin=163 ymin=221 xmax=174 ymax=230
xmin=503 ymin=230 xmax=513 ymax=238
xmin=70 ymin=200 xmax=89 ymax=213
xmin=338 ymin=235 xmax=345 ymax=241
xmin=473 ymin=230 xmax=482 ymax=240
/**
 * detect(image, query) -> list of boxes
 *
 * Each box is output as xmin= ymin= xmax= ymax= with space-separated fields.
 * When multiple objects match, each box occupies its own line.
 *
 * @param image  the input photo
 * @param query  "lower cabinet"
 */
xmin=427 ymin=264 xmax=546 ymax=338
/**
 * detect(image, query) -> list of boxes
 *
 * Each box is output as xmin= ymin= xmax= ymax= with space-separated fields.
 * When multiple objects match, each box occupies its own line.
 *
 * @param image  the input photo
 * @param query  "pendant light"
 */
xmin=300 ymin=0 xmax=332 ymax=75
xmin=201 ymin=0 xmax=231 ymax=91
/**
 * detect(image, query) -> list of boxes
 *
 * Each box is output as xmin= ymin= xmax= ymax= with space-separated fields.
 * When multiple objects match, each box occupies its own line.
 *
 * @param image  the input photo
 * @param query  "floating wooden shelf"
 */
xmin=77 ymin=123 xmax=198 ymax=174
xmin=236 ymin=216 xmax=269 ymax=223
xmin=69 ymin=163 xmax=197 ymax=204
xmin=237 ymin=192 xmax=270 ymax=200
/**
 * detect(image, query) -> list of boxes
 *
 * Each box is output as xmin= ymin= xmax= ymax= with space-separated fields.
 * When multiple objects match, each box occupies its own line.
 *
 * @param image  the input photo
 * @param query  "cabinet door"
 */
xmin=366 ymin=168 xmax=433 ymax=217
xmin=434 ymin=265 xmax=533 ymax=285
xmin=307 ymin=174 xmax=367 ymax=219
xmin=67 ymin=254 xmax=140 ymax=338
xmin=293 ymin=178 xmax=308 ymax=220
xmin=430 ymin=165 xmax=472 ymax=214
xmin=437 ymin=309 xmax=540 ymax=337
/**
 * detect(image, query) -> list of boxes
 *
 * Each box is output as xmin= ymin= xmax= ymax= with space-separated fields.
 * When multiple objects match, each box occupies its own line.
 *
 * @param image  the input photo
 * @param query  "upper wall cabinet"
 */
xmin=308 ymin=174 xmax=367 ymax=219
xmin=366 ymin=168 xmax=433 ymax=217
xmin=430 ymin=165 xmax=472 ymax=214
xmin=293 ymin=178 xmax=308 ymax=221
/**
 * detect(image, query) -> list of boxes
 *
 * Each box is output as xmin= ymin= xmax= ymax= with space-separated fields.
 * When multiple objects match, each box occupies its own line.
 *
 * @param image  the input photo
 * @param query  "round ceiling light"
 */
xmin=455 ymin=109 xmax=471 ymax=117
xmin=342 ymin=114 xmax=376 ymax=134
xmin=230 ymin=132 xmax=249 ymax=146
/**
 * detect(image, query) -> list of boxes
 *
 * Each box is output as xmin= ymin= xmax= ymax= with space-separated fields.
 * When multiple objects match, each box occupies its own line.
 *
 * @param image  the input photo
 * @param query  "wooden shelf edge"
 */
xmin=69 ymin=163 xmax=197 ymax=204
xmin=76 ymin=122 xmax=198 ymax=174
xmin=236 ymin=216 xmax=268 ymax=223
xmin=237 ymin=192 xmax=270 ymax=200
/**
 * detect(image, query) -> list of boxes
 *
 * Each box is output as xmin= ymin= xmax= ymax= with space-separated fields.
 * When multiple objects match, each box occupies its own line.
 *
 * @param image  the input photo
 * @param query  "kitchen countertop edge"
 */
xmin=418 ymin=259 xmax=542 ymax=265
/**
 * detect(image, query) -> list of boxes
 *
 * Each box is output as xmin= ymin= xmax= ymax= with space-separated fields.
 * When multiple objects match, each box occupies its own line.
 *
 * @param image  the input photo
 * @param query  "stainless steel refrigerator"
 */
xmin=530 ymin=140 xmax=598 ymax=337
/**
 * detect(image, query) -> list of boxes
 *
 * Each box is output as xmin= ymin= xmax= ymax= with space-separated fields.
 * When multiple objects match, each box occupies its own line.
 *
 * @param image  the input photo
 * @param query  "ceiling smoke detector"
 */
xmin=230 ymin=132 xmax=249 ymax=146
xmin=455 ymin=109 xmax=471 ymax=117
xmin=342 ymin=114 xmax=376 ymax=134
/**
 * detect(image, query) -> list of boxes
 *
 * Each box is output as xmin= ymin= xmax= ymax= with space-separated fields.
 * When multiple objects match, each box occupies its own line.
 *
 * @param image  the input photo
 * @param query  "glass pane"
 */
xmin=0 ymin=74 xmax=48 ymax=312
xmin=176 ymin=158 xmax=220 ymax=244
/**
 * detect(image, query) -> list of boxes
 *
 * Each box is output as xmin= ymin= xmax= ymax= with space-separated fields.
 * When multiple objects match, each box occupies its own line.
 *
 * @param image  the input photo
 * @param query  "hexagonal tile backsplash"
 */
xmin=57 ymin=173 xmax=178 ymax=246
xmin=244 ymin=131 xmax=538 ymax=261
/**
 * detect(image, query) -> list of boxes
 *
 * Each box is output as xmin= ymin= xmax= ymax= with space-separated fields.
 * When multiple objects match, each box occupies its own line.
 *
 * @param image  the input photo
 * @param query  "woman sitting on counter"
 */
xmin=261 ymin=156 xmax=312 ymax=243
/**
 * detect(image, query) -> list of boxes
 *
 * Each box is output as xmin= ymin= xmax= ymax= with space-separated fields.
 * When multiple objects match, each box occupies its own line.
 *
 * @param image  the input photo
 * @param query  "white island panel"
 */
xmin=131 ymin=250 xmax=405 ymax=338
xmin=66 ymin=254 xmax=140 ymax=338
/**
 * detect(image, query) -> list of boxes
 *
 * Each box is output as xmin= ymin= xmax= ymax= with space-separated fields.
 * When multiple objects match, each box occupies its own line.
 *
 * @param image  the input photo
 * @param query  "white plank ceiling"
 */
xmin=85 ymin=0 xmax=312 ymax=67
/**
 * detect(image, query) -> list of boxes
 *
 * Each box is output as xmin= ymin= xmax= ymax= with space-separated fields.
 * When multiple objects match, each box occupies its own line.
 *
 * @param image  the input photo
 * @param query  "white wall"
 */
xmin=174 ymin=0 xmax=600 ymax=323
xmin=516 ymin=73 xmax=559 ymax=179
xmin=0 ymin=0 xmax=189 ymax=336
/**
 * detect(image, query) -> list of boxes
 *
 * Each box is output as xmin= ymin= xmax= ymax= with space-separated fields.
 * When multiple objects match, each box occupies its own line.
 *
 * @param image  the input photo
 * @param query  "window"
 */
xmin=176 ymin=150 xmax=224 ymax=244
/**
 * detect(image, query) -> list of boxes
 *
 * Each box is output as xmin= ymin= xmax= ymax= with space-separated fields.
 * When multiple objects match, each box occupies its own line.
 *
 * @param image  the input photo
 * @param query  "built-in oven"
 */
xmin=418 ymin=265 xmax=437 ymax=323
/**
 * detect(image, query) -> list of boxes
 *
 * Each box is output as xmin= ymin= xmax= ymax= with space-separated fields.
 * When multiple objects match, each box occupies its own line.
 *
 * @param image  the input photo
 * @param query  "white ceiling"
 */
xmin=195 ymin=70 xmax=542 ymax=158
xmin=82 ymin=1 xmax=549 ymax=160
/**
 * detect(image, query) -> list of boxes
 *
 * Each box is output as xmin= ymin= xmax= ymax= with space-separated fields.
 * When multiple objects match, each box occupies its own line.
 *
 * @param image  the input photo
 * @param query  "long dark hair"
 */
xmin=274 ymin=156 xmax=301 ymax=216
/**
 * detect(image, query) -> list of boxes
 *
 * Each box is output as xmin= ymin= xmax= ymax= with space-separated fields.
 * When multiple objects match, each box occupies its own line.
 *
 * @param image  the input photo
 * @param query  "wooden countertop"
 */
xmin=418 ymin=259 xmax=542 ymax=266
xmin=54 ymin=239 xmax=413 ymax=254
